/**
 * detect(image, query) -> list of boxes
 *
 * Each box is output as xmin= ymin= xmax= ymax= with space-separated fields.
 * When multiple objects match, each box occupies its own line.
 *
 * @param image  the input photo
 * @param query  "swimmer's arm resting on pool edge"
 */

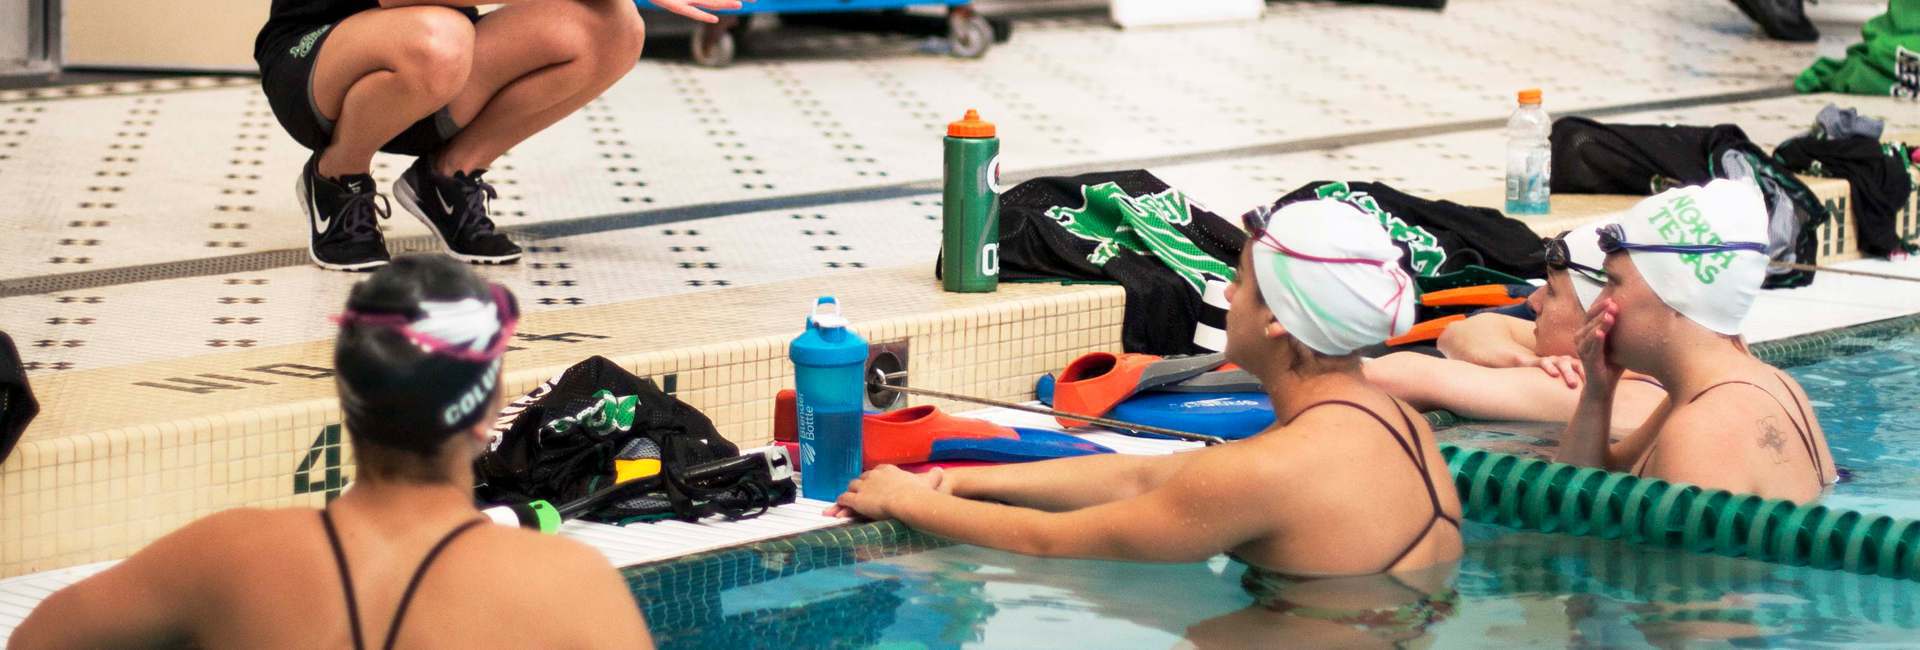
xmin=828 ymin=444 xmax=1274 ymax=563
xmin=943 ymin=449 xmax=1201 ymax=512
xmin=1436 ymin=313 xmax=1540 ymax=368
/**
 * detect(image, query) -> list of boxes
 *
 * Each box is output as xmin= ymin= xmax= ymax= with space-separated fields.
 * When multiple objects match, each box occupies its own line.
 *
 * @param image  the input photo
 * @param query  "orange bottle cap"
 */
xmin=947 ymin=109 xmax=996 ymax=138
xmin=1517 ymin=88 xmax=1542 ymax=104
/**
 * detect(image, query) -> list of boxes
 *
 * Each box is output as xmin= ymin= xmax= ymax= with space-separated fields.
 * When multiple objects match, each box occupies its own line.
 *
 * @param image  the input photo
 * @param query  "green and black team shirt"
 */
xmin=255 ymin=0 xmax=479 ymax=66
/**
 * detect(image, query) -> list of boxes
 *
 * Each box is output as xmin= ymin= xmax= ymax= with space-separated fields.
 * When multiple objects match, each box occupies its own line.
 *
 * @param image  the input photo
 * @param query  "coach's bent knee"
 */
xmin=582 ymin=0 xmax=647 ymax=69
xmin=390 ymin=8 xmax=476 ymax=99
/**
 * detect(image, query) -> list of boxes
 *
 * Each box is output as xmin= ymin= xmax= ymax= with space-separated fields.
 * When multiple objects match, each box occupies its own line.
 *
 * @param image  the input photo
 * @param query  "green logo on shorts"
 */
xmin=289 ymin=25 xmax=331 ymax=59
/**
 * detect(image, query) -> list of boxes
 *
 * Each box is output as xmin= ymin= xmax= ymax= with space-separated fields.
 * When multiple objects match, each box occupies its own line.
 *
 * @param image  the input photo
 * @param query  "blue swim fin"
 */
xmin=927 ymin=428 xmax=1112 ymax=463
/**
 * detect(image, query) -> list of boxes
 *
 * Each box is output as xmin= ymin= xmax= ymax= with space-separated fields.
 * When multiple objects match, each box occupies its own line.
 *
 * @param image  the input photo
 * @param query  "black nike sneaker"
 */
xmin=1729 ymin=0 xmax=1819 ymax=42
xmin=393 ymin=157 xmax=523 ymax=264
xmin=297 ymin=154 xmax=392 ymax=272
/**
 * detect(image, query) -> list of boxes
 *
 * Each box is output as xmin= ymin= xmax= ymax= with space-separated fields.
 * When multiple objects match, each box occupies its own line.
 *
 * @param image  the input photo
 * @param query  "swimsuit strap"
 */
xmin=1773 ymin=373 xmax=1826 ymax=484
xmin=1623 ymin=375 xmax=1666 ymax=390
xmin=1391 ymin=401 xmax=1456 ymax=526
xmin=320 ymin=509 xmax=368 ymax=650
xmin=319 ymin=511 xmax=487 ymax=650
xmin=1292 ymin=400 xmax=1459 ymax=573
xmin=1646 ymin=377 xmax=1823 ymax=488
xmin=382 ymin=518 xmax=487 ymax=650
xmin=1685 ymin=380 xmax=1767 ymax=405
xmin=1638 ymin=381 xmax=1776 ymax=478
xmin=1632 ymin=447 xmax=1656 ymax=478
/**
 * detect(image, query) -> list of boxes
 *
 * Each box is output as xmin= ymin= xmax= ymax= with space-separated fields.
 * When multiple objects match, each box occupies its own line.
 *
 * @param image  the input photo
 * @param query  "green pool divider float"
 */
xmin=1439 ymin=443 xmax=1920 ymax=581
xmin=1471 ymin=514 xmax=1920 ymax=627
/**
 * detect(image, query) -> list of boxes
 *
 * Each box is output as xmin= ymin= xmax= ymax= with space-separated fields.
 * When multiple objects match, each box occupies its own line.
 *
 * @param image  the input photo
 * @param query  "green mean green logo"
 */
xmin=288 ymin=25 xmax=331 ymax=59
xmin=1312 ymin=181 xmax=1448 ymax=277
xmin=1044 ymin=182 xmax=1235 ymax=293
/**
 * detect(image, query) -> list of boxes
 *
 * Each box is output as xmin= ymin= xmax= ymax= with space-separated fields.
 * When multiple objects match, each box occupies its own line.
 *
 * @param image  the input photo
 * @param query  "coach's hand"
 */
xmin=650 ymin=0 xmax=747 ymax=23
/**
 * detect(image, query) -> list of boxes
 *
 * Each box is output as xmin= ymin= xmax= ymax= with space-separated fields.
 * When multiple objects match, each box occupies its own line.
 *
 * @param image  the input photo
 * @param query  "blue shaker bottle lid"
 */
xmin=790 ymin=297 xmax=866 ymax=367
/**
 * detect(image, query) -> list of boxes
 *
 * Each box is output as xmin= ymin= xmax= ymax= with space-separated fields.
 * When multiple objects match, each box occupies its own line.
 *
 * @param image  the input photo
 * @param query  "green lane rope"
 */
xmin=1468 ymin=516 xmax=1920 ymax=627
xmin=1438 ymin=443 xmax=1920 ymax=581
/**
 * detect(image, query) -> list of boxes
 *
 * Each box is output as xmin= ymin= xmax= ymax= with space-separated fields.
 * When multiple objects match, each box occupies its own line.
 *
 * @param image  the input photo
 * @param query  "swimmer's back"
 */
xmin=1231 ymin=391 xmax=1464 ymax=577
xmin=1634 ymin=362 xmax=1834 ymax=503
xmin=10 ymin=507 xmax=650 ymax=649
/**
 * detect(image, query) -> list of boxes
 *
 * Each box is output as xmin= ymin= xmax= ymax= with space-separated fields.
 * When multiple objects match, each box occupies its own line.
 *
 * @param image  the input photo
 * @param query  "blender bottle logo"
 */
xmin=797 ymin=400 xmax=817 ymax=464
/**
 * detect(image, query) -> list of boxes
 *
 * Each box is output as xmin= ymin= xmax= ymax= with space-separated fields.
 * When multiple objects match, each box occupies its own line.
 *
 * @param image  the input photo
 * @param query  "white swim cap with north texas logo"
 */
xmin=1616 ymin=179 xmax=1771 ymax=336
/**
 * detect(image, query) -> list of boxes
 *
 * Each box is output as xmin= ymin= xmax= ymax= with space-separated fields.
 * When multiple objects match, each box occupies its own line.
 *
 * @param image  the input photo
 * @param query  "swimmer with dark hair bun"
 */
xmin=11 ymin=255 xmax=653 ymax=650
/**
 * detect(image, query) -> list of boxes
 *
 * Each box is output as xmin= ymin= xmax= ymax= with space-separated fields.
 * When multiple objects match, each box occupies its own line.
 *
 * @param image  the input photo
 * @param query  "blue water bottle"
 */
xmin=789 ymin=297 xmax=868 ymax=502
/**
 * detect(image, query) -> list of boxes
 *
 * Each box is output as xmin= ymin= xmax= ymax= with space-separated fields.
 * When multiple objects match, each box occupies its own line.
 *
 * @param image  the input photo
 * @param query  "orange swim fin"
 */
xmin=1051 ymin=353 xmax=1159 ymax=428
xmin=1049 ymin=352 xmax=1254 ymax=427
xmin=1385 ymin=314 xmax=1466 ymax=347
xmin=1418 ymin=284 xmax=1530 ymax=308
xmin=863 ymin=405 xmax=1017 ymax=468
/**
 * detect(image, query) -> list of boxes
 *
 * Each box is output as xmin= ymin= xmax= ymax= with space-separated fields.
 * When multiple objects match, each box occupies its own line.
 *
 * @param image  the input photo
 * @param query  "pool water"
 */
xmin=630 ymin=322 xmax=1920 ymax=649
xmin=1792 ymin=331 xmax=1920 ymax=519
xmin=1440 ymin=322 xmax=1920 ymax=519
xmin=633 ymin=522 xmax=1920 ymax=649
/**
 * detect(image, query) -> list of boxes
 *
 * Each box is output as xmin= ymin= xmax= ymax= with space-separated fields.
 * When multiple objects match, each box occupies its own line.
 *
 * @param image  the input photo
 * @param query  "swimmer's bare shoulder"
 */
xmin=8 ymin=508 xmax=653 ymax=650
xmin=10 ymin=508 xmax=295 ymax=648
xmin=424 ymin=525 xmax=655 ymax=649
xmin=1643 ymin=395 xmax=1764 ymax=491
xmin=1264 ymin=408 xmax=1403 ymax=493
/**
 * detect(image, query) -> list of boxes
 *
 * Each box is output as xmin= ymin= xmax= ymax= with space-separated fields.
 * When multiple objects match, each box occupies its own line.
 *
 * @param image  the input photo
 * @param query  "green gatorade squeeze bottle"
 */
xmin=942 ymin=109 xmax=1001 ymax=293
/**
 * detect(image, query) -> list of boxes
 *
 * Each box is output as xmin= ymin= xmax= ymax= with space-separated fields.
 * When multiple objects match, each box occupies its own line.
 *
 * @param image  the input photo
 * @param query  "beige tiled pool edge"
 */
xmin=0 ymin=267 xmax=1125 ymax=577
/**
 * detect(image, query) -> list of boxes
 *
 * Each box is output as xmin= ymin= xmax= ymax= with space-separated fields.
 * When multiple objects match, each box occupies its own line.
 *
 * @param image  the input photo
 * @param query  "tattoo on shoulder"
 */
xmin=1757 ymin=416 xmax=1788 ymax=464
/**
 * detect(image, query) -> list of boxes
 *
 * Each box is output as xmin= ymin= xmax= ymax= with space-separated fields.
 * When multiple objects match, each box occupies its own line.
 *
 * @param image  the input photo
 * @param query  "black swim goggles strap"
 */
xmin=1241 ymin=205 xmax=1272 ymax=242
xmin=1542 ymin=232 xmax=1608 ymax=285
xmin=1595 ymin=223 xmax=1768 ymax=257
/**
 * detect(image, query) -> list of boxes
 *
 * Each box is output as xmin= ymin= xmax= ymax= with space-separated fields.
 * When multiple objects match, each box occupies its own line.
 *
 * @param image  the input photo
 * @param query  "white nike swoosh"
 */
xmin=309 ymin=177 xmax=332 ymax=236
xmin=435 ymin=186 xmax=458 ymax=216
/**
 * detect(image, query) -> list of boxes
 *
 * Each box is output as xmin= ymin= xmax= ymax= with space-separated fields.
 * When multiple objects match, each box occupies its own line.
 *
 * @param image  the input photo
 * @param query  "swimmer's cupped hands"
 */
xmin=825 ymin=465 xmax=952 ymax=520
xmin=649 ymin=0 xmax=750 ymax=23
xmin=1575 ymin=298 xmax=1624 ymax=393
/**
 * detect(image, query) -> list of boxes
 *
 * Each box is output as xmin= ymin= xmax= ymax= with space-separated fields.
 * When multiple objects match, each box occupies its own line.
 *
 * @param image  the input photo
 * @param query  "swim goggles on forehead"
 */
xmin=335 ymin=283 xmax=521 ymax=363
xmin=1542 ymin=232 xmax=1608 ymax=285
xmin=1595 ymin=223 xmax=1768 ymax=257
xmin=1240 ymin=205 xmax=1410 ymax=335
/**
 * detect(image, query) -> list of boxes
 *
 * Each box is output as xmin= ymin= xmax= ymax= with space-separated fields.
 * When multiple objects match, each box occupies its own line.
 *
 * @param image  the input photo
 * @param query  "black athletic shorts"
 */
xmin=257 ymin=13 xmax=478 ymax=157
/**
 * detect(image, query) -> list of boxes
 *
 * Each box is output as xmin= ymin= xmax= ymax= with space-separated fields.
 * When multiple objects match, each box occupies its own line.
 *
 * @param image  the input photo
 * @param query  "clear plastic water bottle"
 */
xmin=1505 ymin=88 xmax=1552 ymax=216
xmin=788 ymin=297 xmax=868 ymax=502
